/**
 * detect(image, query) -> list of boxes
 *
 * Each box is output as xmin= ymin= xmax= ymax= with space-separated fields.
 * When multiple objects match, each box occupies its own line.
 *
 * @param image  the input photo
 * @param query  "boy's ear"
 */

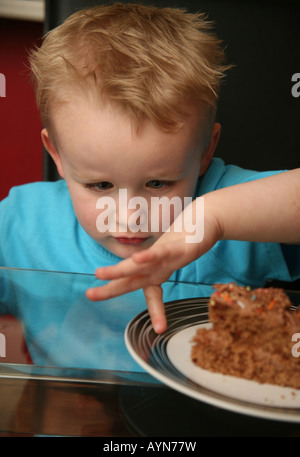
xmin=199 ymin=122 xmax=221 ymax=177
xmin=41 ymin=128 xmax=65 ymax=179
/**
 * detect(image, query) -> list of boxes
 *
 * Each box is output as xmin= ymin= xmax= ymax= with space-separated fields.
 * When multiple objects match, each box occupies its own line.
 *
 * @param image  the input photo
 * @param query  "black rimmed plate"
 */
xmin=125 ymin=296 xmax=300 ymax=422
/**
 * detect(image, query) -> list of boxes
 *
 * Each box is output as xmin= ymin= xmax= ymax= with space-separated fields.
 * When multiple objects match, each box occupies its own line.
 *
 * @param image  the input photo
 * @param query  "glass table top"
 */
xmin=0 ymin=267 xmax=299 ymax=436
xmin=0 ymin=266 xmax=214 ymax=383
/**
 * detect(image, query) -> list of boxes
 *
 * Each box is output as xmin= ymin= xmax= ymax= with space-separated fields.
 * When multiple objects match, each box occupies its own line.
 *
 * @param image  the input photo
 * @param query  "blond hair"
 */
xmin=29 ymin=3 xmax=229 ymax=133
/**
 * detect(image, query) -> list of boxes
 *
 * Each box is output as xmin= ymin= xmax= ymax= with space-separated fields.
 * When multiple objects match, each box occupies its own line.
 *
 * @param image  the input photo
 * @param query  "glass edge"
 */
xmin=0 ymin=362 xmax=161 ymax=386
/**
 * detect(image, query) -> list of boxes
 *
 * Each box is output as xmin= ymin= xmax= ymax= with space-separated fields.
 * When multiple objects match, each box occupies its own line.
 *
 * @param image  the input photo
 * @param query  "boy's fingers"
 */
xmin=87 ymin=273 xmax=168 ymax=332
xmin=95 ymin=262 xmax=131 ymax=280
xmin=143 ymin=285 xmax=167 ymax=334
xmin=95 ymin=256 xmax=154 ymax=280
xmin=86 ymin=277 xmax=148 ymax=301
xmin=132 ymin=248 xmax=162 ymax=263
xmin=86 ymin=277 xmax=139 ymax=300
xmin=95 ymin=247 xmax=176 ymax=281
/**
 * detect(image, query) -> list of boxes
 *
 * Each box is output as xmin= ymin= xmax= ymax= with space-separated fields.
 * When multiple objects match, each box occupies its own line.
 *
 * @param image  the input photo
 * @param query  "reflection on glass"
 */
xmin=0 ymin=267 xmax=212 ymax=379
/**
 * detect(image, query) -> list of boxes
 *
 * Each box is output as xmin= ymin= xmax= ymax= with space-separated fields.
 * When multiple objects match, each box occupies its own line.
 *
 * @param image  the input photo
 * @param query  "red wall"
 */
xmin=0 ymin=18 xmax=44 ymax=201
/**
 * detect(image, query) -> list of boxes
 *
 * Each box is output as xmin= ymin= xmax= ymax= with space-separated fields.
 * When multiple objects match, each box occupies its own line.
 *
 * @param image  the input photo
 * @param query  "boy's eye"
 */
xmin=146 ymin=180 xmax=167 ymax=189
xmin=86 ymin=181 xmax=113 ymax=191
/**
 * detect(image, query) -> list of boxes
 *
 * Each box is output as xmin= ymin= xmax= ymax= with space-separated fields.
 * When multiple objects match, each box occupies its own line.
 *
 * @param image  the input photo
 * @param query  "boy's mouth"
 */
xmin=114 ymin=237 xmax=150 ymax=245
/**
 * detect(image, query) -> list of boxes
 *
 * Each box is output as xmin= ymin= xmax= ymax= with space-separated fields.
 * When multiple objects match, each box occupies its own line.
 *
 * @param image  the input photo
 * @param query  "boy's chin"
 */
xmin=100 ymin=236 xmax=155 ymax=259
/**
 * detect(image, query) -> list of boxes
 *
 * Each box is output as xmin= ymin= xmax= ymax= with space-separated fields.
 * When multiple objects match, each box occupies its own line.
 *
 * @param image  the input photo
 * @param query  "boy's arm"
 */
xmin=86 ymin=168 xmax=300 ymax=333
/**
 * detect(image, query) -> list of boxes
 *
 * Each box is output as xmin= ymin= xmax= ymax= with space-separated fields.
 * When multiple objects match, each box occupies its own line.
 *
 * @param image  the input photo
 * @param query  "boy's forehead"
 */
xmin=50 ymin=93 xmax=206 ymax=151
xmin=47 ymin=94 xmax=210 ymax=186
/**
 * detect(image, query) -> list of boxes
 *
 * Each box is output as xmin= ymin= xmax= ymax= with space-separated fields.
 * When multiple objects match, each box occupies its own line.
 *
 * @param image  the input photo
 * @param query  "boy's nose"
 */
xmin=116 ymin=203 xmax=149 ymax=233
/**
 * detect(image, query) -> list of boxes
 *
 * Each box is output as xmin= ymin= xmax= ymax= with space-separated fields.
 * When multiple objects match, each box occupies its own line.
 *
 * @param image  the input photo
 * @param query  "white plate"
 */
xmin=125 ymin=296 xmax=300 ymax=422
xmin=168 ymin=323 xmax=300 ymax=409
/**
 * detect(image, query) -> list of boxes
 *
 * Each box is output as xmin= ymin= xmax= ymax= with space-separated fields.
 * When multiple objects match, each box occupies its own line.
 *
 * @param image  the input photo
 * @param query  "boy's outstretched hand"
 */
xmin=86 ymin=214 xmax=219 ymax=333
xmin=86 ymin=239 xmax=199 ymax=334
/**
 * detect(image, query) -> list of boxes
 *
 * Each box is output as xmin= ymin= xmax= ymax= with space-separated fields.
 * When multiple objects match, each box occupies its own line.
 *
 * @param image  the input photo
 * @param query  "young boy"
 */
xmin=1 ymin=4 xmax=299 ymax=370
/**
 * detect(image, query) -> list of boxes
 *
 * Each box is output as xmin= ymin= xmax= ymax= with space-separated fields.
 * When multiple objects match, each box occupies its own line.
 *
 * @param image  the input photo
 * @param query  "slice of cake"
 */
xmin=191 ymin=283 xmax=300 ymax=389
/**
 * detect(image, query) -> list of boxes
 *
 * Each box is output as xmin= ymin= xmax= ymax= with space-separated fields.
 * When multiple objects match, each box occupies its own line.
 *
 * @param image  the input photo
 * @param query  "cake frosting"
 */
xmin=191 ymin=283 xmax=300 ymax=388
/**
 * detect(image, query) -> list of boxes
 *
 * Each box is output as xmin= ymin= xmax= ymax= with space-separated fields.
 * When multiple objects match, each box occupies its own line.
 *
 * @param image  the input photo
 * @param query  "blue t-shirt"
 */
xmin=0 ymin=158 xmax=299 ymax=371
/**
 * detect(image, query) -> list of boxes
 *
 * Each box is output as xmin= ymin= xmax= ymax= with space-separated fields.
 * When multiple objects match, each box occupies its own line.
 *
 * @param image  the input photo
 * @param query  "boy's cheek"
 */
xmin=71 ymin=202 xmax=100 ymax=235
